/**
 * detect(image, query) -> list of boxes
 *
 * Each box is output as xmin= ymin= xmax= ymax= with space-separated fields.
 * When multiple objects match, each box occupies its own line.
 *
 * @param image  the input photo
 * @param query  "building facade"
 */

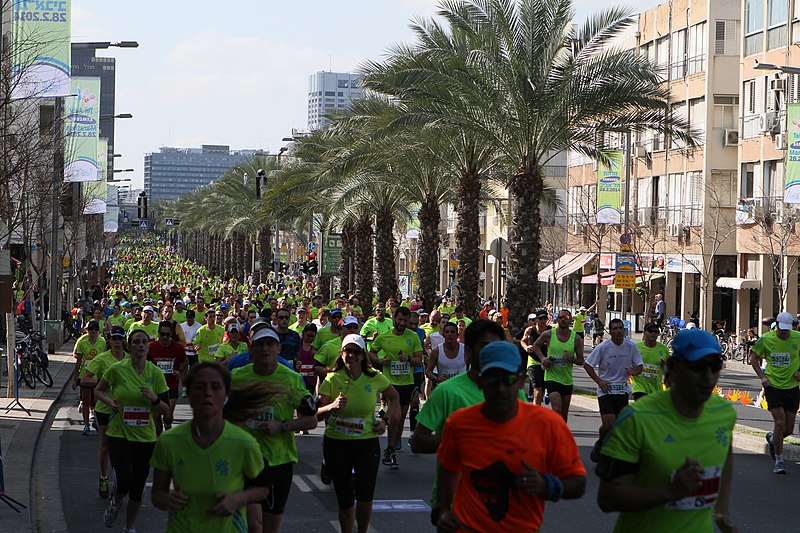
xmin=143 ymin=145 xmax=266 ymax=203
xmin=307 ymin=71 xmax=363 ymax=131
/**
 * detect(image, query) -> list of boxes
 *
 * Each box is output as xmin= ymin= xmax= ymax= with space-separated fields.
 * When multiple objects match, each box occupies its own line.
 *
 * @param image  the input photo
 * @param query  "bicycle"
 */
xmin=16 ymin=331 xmax=53 ymax=389
xmin=726 ymin=330 xmax=754 ymax=364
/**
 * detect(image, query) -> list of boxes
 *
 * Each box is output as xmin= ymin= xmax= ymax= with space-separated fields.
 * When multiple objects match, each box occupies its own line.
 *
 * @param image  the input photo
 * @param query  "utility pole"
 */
xmin=46 ymin=96 xmax=65 ymax=353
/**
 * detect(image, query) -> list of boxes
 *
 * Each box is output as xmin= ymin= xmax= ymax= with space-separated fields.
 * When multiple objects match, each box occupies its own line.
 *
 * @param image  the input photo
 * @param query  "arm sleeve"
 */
xmin=149 ymin=438 xmax=169 ymax=471
xmin=415 ymin=387 xmax=446 ymax=432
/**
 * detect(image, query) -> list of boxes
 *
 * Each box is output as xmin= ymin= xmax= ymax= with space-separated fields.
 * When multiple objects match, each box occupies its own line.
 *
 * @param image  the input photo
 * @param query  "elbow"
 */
xmin=301 ymin=416 xmax=318 ymax=431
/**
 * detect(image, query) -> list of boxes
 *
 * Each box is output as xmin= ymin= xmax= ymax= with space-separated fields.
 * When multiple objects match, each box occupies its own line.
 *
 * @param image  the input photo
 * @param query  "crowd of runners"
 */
xmin=44 ymin=233 xmax=768 ymax=532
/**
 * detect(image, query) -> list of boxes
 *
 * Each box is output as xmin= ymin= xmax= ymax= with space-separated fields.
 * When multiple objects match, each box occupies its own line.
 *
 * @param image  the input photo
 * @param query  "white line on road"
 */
xmin=293 ymin=475 xmax=312 ymax=492
xmin=305 ymin=474 xmax=333 ymax=492
xmin=330 ymin=519 xmax=377 ymax=532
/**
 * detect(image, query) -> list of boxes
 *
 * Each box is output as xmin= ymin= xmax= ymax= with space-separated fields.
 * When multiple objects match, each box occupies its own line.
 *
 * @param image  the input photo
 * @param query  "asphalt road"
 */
xmin=49 ymin=384 xmax=794 ymax=533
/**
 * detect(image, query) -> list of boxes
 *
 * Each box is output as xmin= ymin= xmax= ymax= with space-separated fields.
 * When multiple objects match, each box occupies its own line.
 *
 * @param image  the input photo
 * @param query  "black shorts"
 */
xmin=79 ymin=381 xmax=96 ymax=406
xmin=544 ymin=381 xmax=573 ymax=396
xmin=764 ymin=386 xmax=800 ymax=413
xmin=576 ymin=332 xmax=585 ymax=339
xmin=323 ymin=436 xmax=380 ymax=509
xmin=632 ymin=391 xmax=647 ymax=401
xmin=592 ymin=332 xmax=604 ymax=340
xmin=598 ymin=394 xmax=629 ymax=415
xmin=246 ymin=461 xmax=293 ymax=514
xmin=527 ymin=365 xmax=545 ymax=389
xmin=393 ymin=384 xmax=416 ymax=406
xmin=95 ymin=411 xmax=110 ymax=426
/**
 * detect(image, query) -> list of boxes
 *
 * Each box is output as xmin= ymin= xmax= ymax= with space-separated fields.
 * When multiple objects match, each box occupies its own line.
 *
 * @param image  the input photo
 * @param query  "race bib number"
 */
xmin=666 ymin=465 xmax=721 ymax=510
xmin=642 ymin=364 xmax=660 ymax=379
xmin=333 ymin=417 xmax=365 ymax=437
xmin=246 ymin=406 xmax=275 ymax=428
xmin=441 ymin=371 xmax=460 ymax=381
xmin=550 ymin=356 xmax=567 ymax=368
xmin=156 ymin=360 xmax=174 ymax=374
xmin=391 ymin=361 xmax=411 ymax=376
xmin=771 ymin=352 xmax=790 ymax=367
xmin=122 ymin=406 xmax=151 ymax=427
xmin=208 ymin=344 xmax=220 ymax=356
xmin=608 ymin=382 xmax=629 ymax=394
xmin=299 ymin=364 xmax=314 ymax=377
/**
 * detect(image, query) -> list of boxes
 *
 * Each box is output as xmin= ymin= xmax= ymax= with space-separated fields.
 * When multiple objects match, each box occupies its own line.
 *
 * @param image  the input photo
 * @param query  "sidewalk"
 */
xmin=0 ymin=340 xmax=74 ymax=533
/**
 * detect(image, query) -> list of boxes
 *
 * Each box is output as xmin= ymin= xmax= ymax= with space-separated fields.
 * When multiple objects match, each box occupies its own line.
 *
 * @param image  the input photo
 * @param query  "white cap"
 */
xmin=776 ymin=312 xmax=795 ymax=330
xmin=685 ymin=323 xmax=696 ymax=329
xmin=143 ymin=305 xmax=155 ymax=313
xmin=251 ymin=323 xmax=279 ymax=343
xmin=227 ymin=323 xmax=241 ymax=333
xmin=342 ymin=316 xmax=359 ymax=327
xmin=341 ymin=334 xmax=366 ymax=351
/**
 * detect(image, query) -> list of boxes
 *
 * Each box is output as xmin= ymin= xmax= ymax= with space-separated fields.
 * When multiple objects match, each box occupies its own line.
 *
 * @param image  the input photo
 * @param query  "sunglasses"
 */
xmin=682 ymin=356 xmax=724 ymax=374
xmin=481 ymin=374 xmax=520 ymax=386
xmin=344 ymin=347 xmax=364 ymax=356
xmin=277 ymin=316 xmax=290 ymax=320
xmin=557 ymin=315 xmax=571 ymax=320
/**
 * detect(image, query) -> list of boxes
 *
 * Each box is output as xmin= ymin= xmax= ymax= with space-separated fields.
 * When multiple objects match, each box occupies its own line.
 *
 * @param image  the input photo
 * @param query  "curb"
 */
xmin=569 ymin=388 xmax=800 ymax=458
xmin=28 ymin=348 xmax=73 ymax=533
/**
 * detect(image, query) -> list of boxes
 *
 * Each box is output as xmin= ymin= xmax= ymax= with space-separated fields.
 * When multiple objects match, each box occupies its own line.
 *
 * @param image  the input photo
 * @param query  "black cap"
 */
xmin=110 ymin=326 xmax=126 ymax=338
xmin=186 ymin=309 xmax=196 ymax=318
xmin=86 ymin=320 xmax=100 ymax=331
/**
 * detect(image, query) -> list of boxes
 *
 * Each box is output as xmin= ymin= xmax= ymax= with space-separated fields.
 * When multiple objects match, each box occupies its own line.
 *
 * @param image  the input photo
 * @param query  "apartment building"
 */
xmin=737 ymin=0 xmax=800 ymax=330
xmin=555 ymin=0 xmax=742 ymax=331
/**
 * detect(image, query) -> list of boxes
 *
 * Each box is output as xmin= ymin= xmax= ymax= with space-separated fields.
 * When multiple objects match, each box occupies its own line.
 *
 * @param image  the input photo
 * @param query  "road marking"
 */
xmin=372 ymin=499 xmax=430 ymax=513
xmin=330 ymin=520 xmax=377 ymax=532
xmin=293 ymin=475 xmax=312 ymax=492
xmin=305 ymin=474 xmax=333 ymax=492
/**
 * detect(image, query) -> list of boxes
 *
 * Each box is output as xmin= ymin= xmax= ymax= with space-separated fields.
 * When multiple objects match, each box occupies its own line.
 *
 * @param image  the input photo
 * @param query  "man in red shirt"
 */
xmin=433 ymin=341 xmax=586 ymax=532
xmin=147 ymin=321 xmax=188 ymax=434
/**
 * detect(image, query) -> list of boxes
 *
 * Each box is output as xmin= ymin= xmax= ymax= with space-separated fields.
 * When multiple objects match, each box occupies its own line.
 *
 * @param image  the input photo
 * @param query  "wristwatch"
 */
xmin=281 ymin=421 xmax=290 ymax=432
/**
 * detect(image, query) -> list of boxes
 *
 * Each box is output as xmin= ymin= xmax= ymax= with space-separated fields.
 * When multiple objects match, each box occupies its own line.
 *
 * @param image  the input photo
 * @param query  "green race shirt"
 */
xmin=632 ymin=341 xmax=669 ymax=396
xmin=127 ymin=321 xmax=159 ymax=340
xmin=150 ymin=421 xmax=263 ymax=533
xmin=103 ymin=358 xmax=169 ymax=442
xmin=314 ymin=338 xmax=343 ymax=369
xmin=751 ymin=330 xmax=800 ymax=389
xmin=107 ymin=314 xmax=127 ymax=329
xmin=215 ymin=341 xmax=248 ymax=362
xmin=602 ymin=391 xmax=736 ymax=533
xmin=172 ymin=310 xmax=187 ymax=324
xmin=194 ymin=324 xmax=225 ymax=362
xmin=545 ymin=328 xmax=577 ymax=386
xmin=74 ymin=334 xmax=107 ymax=374
xmin=371 ymin=329 xmax=423 ymax=386
xmin=312 ymin=327 xmax=340 ymax=351
xmin=448 ymin=316 xmax=473 ymax=327
xmin=84 ymin=350 xmax=129 ymax=414
xmin=319 ymin=369 xmax=390 ymax=440
xmin=230 ymin=364 xmax=311 ymax=465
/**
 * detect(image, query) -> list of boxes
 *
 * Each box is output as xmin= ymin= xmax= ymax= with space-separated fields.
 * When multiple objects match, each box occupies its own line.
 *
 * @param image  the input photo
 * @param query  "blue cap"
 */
xmin=219 ymin=303 xmax=230 ymax=310
xmin=670 ymin=329 xmax=722 ymax=362
xmin=479 ymin=341 xmax=522 ymax=374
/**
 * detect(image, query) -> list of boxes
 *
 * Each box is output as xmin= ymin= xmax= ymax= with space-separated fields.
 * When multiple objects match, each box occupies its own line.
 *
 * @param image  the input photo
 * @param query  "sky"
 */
xmin=72 ymin=0 xmax=659 ymax=189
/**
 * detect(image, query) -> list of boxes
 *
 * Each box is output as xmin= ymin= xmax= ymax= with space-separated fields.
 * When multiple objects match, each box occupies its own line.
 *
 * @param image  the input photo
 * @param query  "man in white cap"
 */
xmin=750 ymin=311 xmax=800 ymax=474
xmin=127 ymin=305 xmax=159 ymax=339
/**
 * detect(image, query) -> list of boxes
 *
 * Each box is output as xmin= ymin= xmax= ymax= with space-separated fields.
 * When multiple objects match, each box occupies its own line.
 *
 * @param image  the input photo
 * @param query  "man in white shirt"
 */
xmin=179 ymin=309 xmax=202 ymax=366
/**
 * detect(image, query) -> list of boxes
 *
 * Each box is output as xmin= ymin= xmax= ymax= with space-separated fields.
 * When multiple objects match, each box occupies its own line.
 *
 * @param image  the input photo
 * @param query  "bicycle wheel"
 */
xmin=719 ymin=340 xmax=729 ymax=357
xmin=35 ymin=363 xmax=53 ymax=387
xmin=18 ymin=362 xmax=35 ymax=389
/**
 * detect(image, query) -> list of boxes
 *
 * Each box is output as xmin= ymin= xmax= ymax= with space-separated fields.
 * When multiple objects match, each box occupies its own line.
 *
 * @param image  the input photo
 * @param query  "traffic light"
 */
xmin=309 ymin=259 xmax=318 ymax=275
xmin=137 ymin=191 xmax=148 ymax=219
xmin=449 ymin=268 xmax=456 ymax=280
xmin=500 ymin=259 xmax=508 ymax=278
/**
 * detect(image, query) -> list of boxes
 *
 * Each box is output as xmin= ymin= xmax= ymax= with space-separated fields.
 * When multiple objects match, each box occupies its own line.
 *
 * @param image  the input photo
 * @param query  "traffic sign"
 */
xmin=620 ymin=233 xmax=632 ymax=245
xmin=140 ymin=220 xmax=148 ymax=229
xmin=615 ymin=253 xmax=635 ymax=272
xmin=619 ymin=244 xmax=632 ymax=253
xmin=165 ymin=218 xmax=174 ymax=227
xmin=614 ymin=273 xmax=636 ymax=289
xmin=308 ymin=241 xmax=317 ymax=252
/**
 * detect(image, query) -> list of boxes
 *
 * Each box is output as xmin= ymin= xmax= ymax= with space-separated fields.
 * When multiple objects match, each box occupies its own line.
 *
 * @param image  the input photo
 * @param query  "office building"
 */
xmin=307 ymin=71 xmax=363 ymax=130
xmin=144 ymin=145 xmax=267 ymax=203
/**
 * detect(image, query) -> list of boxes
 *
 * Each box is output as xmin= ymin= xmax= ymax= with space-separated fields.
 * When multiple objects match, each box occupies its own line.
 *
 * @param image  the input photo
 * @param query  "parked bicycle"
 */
xmin=16 ymin=331 xmax=53 ymax=389
xmin=659 ymin=317 xmax=686 ymax=347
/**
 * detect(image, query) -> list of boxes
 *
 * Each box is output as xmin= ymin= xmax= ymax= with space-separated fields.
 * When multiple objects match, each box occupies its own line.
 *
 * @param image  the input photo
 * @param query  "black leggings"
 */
xmin=107 ymin=436 xmax=155 ymax=502
xmin=323 ymin=436 xmax=380 ymax=509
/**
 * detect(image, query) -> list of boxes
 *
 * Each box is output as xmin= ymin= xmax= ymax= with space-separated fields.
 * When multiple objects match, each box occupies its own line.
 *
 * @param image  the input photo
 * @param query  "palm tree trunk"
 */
xmin=353 ymin=215 xmax=374 ymax=304
xmin=234 ymin=233 xmax=245 ymax=280
xmin=223 ymin=238 xmax=231 ymax=279
xmin=339 ymin=221 xmax=354 ymax=294
xmin=417 ymin=198 xmax=440 ymax=312
xmin=505 ymin=167 xmax=543 ymax=329
xmin=374 ymin=208 xmax=397 ymax=304
xmin=456 ymin=168 xmax=481 ymax=318
xmin=258 ymin=226 xmax=272 ymax=283
xmin=319 ymin=274 xmax=332 ymax=301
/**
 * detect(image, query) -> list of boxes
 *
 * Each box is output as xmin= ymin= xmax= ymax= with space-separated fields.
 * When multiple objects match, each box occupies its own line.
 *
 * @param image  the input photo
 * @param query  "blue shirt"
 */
xmin=277 ymin=329 xmax=301 ymax=362
xmin=227 ymin=352 xmax=292 ymax=372
xmin=414 ymin=327 xmax=425 ymax=375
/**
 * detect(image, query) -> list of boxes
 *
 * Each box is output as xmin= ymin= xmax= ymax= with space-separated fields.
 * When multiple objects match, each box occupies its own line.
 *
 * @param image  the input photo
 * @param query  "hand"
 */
xmin=110 ymin=400 xmax=120 ymax=413
xmin=140 ymin=386 xmax=157 ymax=402
xmin=330 ymin=393 xmax=348 ymax=410
xmin=373 ymin=418 xmax=387 ymax=435
xmin=515 ymin=460 xmax=546 ymax=496
xmin=542 ymin=358 xmax=553 ymax=370
xmin=208 ymin=492 xmax=240 ymax=516
xmin=598 ymin=380 xmax=610 ymax=393
xmin=381 ymin=358 xmax=392 ymax=367
xmin=435 ymin=507 xmax=464 ymax=533
xmin=398 ymin=354 xmax=409 ymax=363
xmin=294 ymin=360 xmax=302 ymax=371
xmin=761 ymin=377 xmax=772 ymax=388
xmin=670 ymin=456 xmax=704 ymax=500
xmin=526 ymin=346 xmax=535 ymax=354
xmin=626 ymin=366 xmax=637 ymax=376
xmin=260 ymin=420 xmax=284 ymax=436
xmin=167 ymin=486 xmax=190 ymax=514
xmin=715 ymin=512 xmax=737 ymax=533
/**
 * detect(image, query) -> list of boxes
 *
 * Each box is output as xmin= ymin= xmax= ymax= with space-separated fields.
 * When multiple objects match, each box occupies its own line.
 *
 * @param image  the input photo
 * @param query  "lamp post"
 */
xmin=274 ymin=147 xmax=288 ymax=275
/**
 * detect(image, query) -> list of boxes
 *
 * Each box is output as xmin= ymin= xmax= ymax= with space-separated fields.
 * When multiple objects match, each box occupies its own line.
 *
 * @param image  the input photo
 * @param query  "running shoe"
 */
xmin=99 ymin=476 xmax=109 ymax=499
xmin=103 ymin=500 xmax=121 ymax=528
xmin=407 ymin=434 xmax=413 ymax=448
xmin=544 ymin=393 xmax=550 ymax=405
xmin=320 ymin=463 xmax=332 ymax=485
xmin=82 ymin=423 xmax=91 ymax=436
xmin=389 ymin=450 xmax=399 ymax=470
xmin=382 ymin=447 xmax=393 ymax=466
xmin=766 ymin=432 xmax=775 ymax=460
xmin=774 ymin=460 xmax=786 ymax=474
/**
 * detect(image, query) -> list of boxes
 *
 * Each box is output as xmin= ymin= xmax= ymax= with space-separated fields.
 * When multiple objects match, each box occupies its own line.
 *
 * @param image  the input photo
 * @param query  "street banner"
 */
xmin=785 ymin=103 xmax=800 ymax=204
xmin=597 ymin=149 xmax=623 ymax=224
xmin=84 ymin=138 xmax=107 ymax=214
xmin=65 ymin=77 xmax=101 ymax=183
xmin=11 ymin=0 xmax=71 ymax=99
xmin=322 ymin=234 xmax=342 ymax=275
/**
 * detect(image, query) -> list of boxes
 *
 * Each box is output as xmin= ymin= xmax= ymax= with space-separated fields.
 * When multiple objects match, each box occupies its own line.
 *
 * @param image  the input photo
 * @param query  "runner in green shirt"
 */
xmin=194 ymin=310 xmax=225 ymax=362
xmin=633 ymin=323 xmax=669 ymax=399
xmin=230 ymin=321 xmax=318 ymax=532
xmin=73 ymin=320 xmax=107 ymax=435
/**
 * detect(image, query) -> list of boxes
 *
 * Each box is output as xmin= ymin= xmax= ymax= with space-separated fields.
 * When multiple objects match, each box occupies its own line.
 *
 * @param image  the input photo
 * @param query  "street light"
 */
xmin=100 ymin=113 xmax=133 ymax=120
xmin=112 ymin=168 xmax=134 ymax=173
xmin=753 ymin=60 xmax=800 ymax=75
xmin=71 ymin=41 xmax=139 ymax=50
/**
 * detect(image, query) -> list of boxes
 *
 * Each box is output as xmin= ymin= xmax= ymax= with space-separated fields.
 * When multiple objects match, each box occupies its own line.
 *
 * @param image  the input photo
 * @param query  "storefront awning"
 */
xmin=538 ymin=253 xmax=596 ymax=285
xmin=716 ymin=277 xmax=761 ymax=290
xmin=585 ymin=271 xmax=663 ymax=287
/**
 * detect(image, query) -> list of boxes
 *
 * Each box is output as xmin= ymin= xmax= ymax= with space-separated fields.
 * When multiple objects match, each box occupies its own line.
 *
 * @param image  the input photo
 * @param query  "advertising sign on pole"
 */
xmin=84 ymin=138 xmax=108 ymax=214
xmin=322 ymin=234 xmax=342 ymax=275
xmin=785 ymin=103 xmax=800 ymax=204
xmin=65 ymin=77 xmax=101 ymax=183
xmin=597 ymin=150 xmax=623 ymax=224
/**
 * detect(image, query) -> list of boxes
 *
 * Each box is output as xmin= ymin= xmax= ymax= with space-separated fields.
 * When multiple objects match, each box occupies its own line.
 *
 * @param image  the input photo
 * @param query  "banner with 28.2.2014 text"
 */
xmin=597 ymin=149 xmax=623 ymax=224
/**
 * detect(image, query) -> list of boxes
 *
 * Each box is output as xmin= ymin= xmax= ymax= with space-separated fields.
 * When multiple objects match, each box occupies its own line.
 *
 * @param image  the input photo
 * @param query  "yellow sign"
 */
xmin=449 ymin=260 xmax=458 ymax=268
xmin=614 ymin=273 xmax=636 ymax=289
xmin=619 ymin=244 xmax=632 ymax=253
xmin=62 ymin=257 xmax=71 ymax=267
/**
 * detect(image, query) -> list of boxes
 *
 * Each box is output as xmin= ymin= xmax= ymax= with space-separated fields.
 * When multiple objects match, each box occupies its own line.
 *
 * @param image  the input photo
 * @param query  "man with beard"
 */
xmin=433 ymin=341 xmax=586 ymax=532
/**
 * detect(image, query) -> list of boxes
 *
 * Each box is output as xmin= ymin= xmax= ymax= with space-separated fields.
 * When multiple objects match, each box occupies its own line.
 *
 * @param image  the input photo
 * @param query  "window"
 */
xmin=656 ymin=37 xmax=669 ymax=81
xmin=714 ymin=20 xmax=739 ymax=56
xmin=745 ymin=0 xmax=765 ymax=55
xmin=637 ymin=176 xmax=659 ymax=225
xmin=689 ymin=98 xmax=706 ymax=139
xmin=325 ymin=91 xmax=335 ymax=96
xmin=667 ymin=173 xmax=684 ymax=225
xmin=685 ymin=171 xmax=703 ymax=226
xmin=670 ymin=102 xmax=687 ymax=149
xmin=671 ymin=29 xmax=686 ymax=79
xmin=741 ymin=162 xmax=756 ymax=198
xmin=713 ymin=95 xmax=739 ymax=130
xmin=688 ymin=23 xmax=707 ymax=73
xmin=337 ymin=80 xmax=349 ymax=88
xmin=764 ymin=159 xmax=785 ymax=198
xmin=39 ymin=104 xmax=54 ymax=134
xmin=768 ymin=0 xmax=789 ymax=49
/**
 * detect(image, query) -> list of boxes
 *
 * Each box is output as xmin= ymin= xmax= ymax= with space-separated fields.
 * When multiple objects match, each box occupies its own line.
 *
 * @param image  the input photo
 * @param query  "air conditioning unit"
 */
xmin=634 ymin=145 xmax=648 ymax=158
xmin=771 ymin=78 xmax=786 ymax=92
xmin=723 ymin=129 xmax=739 ymax=146
xmin=667 ymin=223 xmax=681 ymax=237
xmin=776 ymin=133 xmax=787 ymax=150
xmin=760 ymin=112 xmax=776 ymax=133
xmin=571 ymin=222 xmax=582 ymax=235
